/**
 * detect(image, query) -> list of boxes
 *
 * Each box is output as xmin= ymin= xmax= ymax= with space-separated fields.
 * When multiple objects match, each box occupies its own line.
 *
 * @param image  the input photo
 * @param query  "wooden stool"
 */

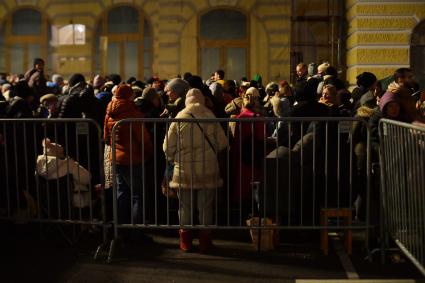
xmin=320 ymin=208 xmax=352 ymax=255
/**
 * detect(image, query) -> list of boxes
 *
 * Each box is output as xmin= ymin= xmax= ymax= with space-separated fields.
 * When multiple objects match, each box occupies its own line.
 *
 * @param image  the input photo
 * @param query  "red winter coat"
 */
xmin=231 ymin=108 xmax=265 ymax=202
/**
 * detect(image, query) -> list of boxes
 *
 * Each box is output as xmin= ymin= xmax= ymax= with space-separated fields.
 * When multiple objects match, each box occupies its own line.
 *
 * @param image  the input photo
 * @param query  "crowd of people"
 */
xmin=1 ymin=57 xmax=424 ymax=253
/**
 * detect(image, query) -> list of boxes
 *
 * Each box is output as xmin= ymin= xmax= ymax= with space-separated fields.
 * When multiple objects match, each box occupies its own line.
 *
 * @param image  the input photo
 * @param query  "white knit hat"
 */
xmin=185 ymin=88 xmax=205 ymax=106
xmin=318 ymin=62 xmax=330 ymax=74
xmin=245 ymin=87 xmax=260 ymax=97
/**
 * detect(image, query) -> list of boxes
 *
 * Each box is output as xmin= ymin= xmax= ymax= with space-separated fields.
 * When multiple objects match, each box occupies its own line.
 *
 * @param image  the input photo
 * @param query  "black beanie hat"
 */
xmin=33 ymin=58 xmax=44 ymax=67
xmin=294 ymin=79 xmax=317 ymax=102
xmin=186 ymin=75 xmax=204 ymax=90
xmin=356 ymin=72 xmax=377 ymax=89
xmin=107 ymin=74 xmax=122 ymax=86
xmin=68 ymin=73 xmax=86 ymax=88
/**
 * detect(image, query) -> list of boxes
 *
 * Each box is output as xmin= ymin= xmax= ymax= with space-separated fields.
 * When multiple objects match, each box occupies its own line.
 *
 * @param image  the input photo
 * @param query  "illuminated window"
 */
xmin=58 ymin=24 xmax=86 ymax=45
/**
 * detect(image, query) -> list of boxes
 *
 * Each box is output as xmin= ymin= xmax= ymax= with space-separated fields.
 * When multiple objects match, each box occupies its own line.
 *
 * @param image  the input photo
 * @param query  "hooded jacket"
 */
xmin=379 ymin=91 xmax=405 ymax=120
xmin=163 ymin=91 xmax=228 ymax=190
xmin=386 ymin=82 xmax=423 ymax=123
xmin=104 ymin=85 xmax=152 ymax=165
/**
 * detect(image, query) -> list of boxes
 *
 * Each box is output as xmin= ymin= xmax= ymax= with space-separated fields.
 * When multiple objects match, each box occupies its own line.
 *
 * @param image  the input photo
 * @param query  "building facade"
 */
xmin=0 ymin=0 xmax=424 ymax=86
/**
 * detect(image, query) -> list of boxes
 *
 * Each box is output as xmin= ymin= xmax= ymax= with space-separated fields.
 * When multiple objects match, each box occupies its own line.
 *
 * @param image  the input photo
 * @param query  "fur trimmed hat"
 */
xmin=245 ymin=87 xmax=260 ymax=97
xmin=318 ymin=62 xmax=330 ymax=74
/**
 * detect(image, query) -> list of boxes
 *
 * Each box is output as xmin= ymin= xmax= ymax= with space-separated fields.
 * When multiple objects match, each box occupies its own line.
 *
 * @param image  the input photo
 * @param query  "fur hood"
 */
xmin=356 ymin=105 xmax=375 ymax=118
xmin=387 ymin=81 xmax=401 ymax=93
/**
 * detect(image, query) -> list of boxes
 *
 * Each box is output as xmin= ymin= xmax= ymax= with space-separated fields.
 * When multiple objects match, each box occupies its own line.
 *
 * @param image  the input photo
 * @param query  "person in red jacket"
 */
xmin=104 ymin=84 xmax=153 ymax=224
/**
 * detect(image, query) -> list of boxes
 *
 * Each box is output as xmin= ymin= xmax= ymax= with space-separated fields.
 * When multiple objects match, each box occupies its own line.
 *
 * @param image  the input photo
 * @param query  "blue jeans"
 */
xmin=116 ymin=165 xmax=144 ymax=224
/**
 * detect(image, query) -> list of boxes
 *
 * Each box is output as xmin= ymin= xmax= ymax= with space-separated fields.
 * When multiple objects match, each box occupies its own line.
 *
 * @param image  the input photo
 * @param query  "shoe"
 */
xmin=199 ymin=230 xmax=213 ymax=254
xmin=179 ymin=229 xmax=193 ymax=252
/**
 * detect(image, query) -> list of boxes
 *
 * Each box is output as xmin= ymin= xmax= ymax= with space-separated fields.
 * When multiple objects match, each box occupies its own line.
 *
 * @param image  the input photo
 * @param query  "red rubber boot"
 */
xmin=179 ymin=229 xmax=193 ymax=252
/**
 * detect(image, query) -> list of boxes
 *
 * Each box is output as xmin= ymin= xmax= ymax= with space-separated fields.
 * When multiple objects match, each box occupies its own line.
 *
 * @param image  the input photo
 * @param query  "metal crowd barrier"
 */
xmin=0 ymin=118 xmax=107 ymax=257
xmin=108 ymin=117 xmax=374 ymax=262
xmin=379 ymin=119 xmax=425 ymax=276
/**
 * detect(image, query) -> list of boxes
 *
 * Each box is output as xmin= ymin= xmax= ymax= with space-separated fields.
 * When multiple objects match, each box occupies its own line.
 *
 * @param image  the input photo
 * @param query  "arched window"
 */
xmin=411 ymin=20 xmax=425 ymax=88
xmin=57 ymin=24 xmax=86 ymax=45
xmin=6 ymin=8 xmax=48 ymax=75
xmin=199 ymin=9 xmax=248 ymax=80
xmin=96 ymin=6 xmax=152 ymax=81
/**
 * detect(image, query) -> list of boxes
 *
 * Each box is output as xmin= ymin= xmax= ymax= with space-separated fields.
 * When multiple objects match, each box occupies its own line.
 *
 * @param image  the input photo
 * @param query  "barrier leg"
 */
xmin=107 ymin=238 xmax=117 ymax=264
xmin=94 ymin=243 xmax=104 ymax=261
xmin=321 ymin=212 xmax=329 ymax=256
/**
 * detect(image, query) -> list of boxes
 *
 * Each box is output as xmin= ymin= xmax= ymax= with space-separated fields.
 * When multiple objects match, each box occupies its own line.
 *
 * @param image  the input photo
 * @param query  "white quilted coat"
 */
xmin=163 ymin=103 xmax=227 ymax=190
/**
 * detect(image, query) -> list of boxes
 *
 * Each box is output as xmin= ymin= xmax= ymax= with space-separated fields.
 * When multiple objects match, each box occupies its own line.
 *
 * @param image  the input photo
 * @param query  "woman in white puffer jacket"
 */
xmin=163 ymin=88 xmax=227 ymax=253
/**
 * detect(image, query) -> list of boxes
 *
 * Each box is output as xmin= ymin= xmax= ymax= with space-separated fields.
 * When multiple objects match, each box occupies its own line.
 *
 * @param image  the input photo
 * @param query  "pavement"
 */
xmin=1 ymin=223 xmax=423 ymax=283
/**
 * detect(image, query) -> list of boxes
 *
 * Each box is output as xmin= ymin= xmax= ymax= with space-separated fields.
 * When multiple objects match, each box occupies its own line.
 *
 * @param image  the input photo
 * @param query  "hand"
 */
xmin=160 ymin=108 xmax=169 ymax=117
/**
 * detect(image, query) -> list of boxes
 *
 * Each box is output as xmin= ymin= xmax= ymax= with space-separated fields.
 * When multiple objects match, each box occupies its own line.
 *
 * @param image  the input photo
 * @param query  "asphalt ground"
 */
xmin=1 ymin=222 xmax=423 ymax=283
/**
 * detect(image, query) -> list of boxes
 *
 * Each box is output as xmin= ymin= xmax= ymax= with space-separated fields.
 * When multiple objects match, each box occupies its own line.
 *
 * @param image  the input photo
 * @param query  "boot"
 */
xmin=179 ymin=229 xmax=193 ymax=252
xmin=199 ymin=230 xmax=213 ymax=254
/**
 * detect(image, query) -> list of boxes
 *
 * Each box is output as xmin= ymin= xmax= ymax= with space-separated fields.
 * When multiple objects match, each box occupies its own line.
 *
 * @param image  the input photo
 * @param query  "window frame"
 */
xmin=197 ymin=7 xmax=250 ymax=80
xmin=95 ymin=4 xmax=153 ymax=80
xmin=4 ymin=7 xmax=48 ymax=74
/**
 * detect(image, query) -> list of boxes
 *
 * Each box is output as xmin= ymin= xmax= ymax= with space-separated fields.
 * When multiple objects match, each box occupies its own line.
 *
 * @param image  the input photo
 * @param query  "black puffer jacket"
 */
xmin=56 ymin=83 xmax=84 ymax=119
xmin=6 ymin=96 xmax=33 ymax=118
xmin=56 ymin=82 xmax=103 ymax=125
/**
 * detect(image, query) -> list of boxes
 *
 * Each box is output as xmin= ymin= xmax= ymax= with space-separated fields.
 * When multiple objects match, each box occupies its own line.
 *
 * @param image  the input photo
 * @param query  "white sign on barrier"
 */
xmin=76 ymin=122 xmax=89 ymax=136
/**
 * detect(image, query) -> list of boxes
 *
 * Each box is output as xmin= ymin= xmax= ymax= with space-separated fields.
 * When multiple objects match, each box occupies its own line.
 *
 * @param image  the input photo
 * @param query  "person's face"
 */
xmin=214 ymin=72 xmax=220 ymax=81
xmin=398 ymin=72 xmax=415 ymax=88
xmin=153 ymin=81 xmax=161 ymax=91
xmin=374 ymin=83 xmax=381 ymax=97
xmin=35 ymin=62 xmax=44 ymax=72
xmin=322 ymin=88 xmax=335 ymax=104
xmin=296 ymin=66 xmax=306 ymax=78
xmin=369 ymin=80 xmax=378 ymax=91
xmin=166 ymin=87 xmax=178 ymax=101
xmin=44 ymin=100 xmax=57 ymax=114
xmin=385 ymin=102 xmax=400 ymax=118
